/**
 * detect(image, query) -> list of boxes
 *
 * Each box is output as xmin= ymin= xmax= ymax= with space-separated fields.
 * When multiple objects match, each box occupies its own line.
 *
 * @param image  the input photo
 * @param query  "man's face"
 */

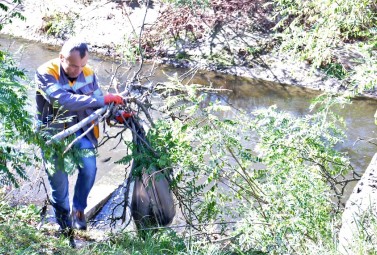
xmin=60 ymin=50 xmax=89 ymax=79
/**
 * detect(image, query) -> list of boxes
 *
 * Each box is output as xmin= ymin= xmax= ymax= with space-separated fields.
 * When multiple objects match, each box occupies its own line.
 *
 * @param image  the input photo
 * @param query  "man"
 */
xmin=35 ymin=38 xmax=126 ymax=239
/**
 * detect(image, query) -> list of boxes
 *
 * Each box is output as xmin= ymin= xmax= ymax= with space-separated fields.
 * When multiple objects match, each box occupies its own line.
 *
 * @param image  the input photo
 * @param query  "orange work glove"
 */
xmin=115 ymin=110 xmax=134 ymax=123
xmin=104 ymin=94 xmax=124 ymax=105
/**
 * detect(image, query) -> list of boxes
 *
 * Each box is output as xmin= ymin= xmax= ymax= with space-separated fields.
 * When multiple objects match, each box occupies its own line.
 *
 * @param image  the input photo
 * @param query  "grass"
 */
xmin=320 ymin=62 xmax=348 ymax=80
xmin=0 ymin=201 xmax=246 ymax=255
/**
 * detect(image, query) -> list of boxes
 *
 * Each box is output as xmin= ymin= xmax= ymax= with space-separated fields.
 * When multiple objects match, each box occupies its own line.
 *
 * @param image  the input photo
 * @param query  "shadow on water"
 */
xmin=89 ymin=180 xmax=132 ymax=230
xmin=1 ymin=35 xmax=377 ymax=229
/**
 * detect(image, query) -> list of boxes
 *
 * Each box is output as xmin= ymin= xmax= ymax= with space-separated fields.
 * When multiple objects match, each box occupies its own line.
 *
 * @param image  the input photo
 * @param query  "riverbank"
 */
xmin=2 ymin=2 xmax=377 ymax=253
xmin=2 ymin=0 xmax=372 ymax=99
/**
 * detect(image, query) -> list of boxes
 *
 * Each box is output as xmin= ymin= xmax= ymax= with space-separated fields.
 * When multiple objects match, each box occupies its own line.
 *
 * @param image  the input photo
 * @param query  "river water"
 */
xmin=1 ymin=35 xmax=376 ymax=204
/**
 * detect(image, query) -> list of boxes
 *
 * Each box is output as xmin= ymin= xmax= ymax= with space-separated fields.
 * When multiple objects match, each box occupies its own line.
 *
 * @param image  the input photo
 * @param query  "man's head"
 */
xmin=59 ymin=38 xmax=89 ymax=79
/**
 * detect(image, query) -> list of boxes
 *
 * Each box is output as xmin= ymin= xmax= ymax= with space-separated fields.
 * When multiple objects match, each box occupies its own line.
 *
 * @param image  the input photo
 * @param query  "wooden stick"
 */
xmin=45 ymin=93 xmax=152 ymax=144
xmin=46 ymin=106 xmax=108 ymax=145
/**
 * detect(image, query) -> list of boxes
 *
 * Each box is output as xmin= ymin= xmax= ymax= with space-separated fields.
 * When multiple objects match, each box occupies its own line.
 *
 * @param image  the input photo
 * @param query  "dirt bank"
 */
xmin=1 ymin=0 xmax=373 ymax=98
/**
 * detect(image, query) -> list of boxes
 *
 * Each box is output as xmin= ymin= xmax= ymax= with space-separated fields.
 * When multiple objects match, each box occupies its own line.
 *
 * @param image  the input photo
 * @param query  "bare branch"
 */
xmin=46 ymin=106 xmax=109 ymax=145
xmin=128 ymin=97 xmax=155 ymax=127
xmin=127 ymin=0 xmax=150 ymax=86
xmin=63 ymin=122 xmax=97 ymax=154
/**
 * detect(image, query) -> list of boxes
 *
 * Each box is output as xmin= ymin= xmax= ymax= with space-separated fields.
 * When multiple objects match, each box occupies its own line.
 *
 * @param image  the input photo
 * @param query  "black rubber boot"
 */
xmin=72 ymin=210 xmax=87 ymax=230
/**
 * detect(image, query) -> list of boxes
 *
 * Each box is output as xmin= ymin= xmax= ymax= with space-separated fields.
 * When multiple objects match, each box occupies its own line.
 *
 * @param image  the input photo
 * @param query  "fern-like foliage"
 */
xmin=116 ymin=73 xmax=357 ymax=253
xmin=0 ymin=0 xmax=25 ymax=31
xmin=0 ymin=50 xmax=35 ymax=188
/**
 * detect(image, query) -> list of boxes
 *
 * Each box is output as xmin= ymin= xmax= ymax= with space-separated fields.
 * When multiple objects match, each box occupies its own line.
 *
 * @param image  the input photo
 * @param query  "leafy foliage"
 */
xmin=0 ymin=201 xmax=80 ymax=253
xmin=42 ymin=137 xmax=97 ymax=176
xmin=150 ymin=0 xmax=376 ymax=95
xmin=321 ymin=62 xmax=348 ymax=80
xmin=0 ymin=200 xmax=241 ymax=254
xmin=0 ymin=1 xmax=50 ymax=187
xmin=40 ymin=11 xmax=78 ymax=39
xmin=348 ymin=41 xmax=377 ymax=95
xmin=83 ymin=230 xmax=189 ymax=255
xmin=0 ymin=50 xmax=35 ymax=187
xmin=272 ymin=0 xmax=377 ymax=69
xmin=235 ymin=103 xmax=349 ymax=253
xmin=274 ymin=0 xmax=377 ymax=95
xmin=116 ymin=74 xmax=355 ymax=253
xmin=0 ymin=0 xmax=25 ymax=31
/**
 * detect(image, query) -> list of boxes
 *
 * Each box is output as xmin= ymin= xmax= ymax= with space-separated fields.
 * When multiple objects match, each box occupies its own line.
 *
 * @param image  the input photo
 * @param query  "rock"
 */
xmin=338 ymin=153 xmax=377 ymax=254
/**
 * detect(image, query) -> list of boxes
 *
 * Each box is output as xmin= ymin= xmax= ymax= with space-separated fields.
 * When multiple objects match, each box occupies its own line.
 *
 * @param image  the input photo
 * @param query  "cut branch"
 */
xmin=46 ymin=106 xmax=109 ymax=145
xmin=45 ymin=92 xmax=152 ymax=145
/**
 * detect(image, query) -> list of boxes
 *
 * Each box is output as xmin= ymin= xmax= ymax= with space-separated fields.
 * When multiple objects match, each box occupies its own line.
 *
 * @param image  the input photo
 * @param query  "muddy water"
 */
xmin=192 ymin=72 xmax=377 ymax=175
xmin=1 ymin=35 xmax=376 ymax=200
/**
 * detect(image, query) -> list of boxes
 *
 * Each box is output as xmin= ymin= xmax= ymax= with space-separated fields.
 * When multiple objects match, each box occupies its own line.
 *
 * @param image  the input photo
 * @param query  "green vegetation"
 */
xmin=150 ymin=0 xmax=376 ymax=95
xmin=272 ymin=0 xmax=377 ymax=94
xmin=0 ymin=202 xmax=73 ymax=254
xmin=0 ymin=0 xmax=25 ymax=31
xmin=117 ymin=76 xmax=353 ymax=254
xmin=0 ymin=0 xmax=34 ymax=187
xmin=1 ymin=0 xmax=377 ymax=254
xmin=42 ymin=12 xmax=78 ymax=39
xmin=274 ymin=0 xmax=375 ymax=63
xmin=0 ymin=50 xmax=33 ymax=186
xmin=0 ymin=201 xmax=242 ymax=254
xmin=0 ymin=86 xmax=373 ymax=254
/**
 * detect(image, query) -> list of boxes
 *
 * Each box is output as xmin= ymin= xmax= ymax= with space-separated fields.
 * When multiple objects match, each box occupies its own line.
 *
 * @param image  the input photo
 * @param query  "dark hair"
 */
xmin=60 ymin=38 xmax=89 ymax=58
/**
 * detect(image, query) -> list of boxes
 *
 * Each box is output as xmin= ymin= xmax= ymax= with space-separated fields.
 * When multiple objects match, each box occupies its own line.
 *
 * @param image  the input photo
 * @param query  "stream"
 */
xmin=1 ymin=35 xmax=377 ymax=229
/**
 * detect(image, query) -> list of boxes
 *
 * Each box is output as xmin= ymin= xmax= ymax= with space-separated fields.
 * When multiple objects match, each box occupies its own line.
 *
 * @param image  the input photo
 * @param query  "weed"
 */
xmin=321 ymin=62 xmax=348 ymax=80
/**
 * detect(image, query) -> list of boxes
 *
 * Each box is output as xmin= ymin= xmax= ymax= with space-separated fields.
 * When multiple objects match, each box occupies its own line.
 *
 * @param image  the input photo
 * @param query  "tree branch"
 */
xmin=46 ymin=106 xmax=109 ymax=145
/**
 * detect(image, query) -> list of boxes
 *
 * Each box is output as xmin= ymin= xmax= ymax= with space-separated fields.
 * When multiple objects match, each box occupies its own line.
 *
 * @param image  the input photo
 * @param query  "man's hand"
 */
xmin=104 ymin=94 xmax=124 ymax=105
xmin=116 ymin=110 xmax=134 ymax=123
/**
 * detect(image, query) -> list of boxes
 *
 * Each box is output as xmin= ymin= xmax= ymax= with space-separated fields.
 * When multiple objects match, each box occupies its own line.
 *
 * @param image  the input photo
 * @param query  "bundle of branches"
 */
xmin=122 ymin=116 xmax=175 ymax=230
xmin=46 ymin=64 xmax=362 ymax=252
xmin=46 ymin=1 xmax=363 ymax=250
xmin=46 ymin=81 xmax=176 ymax=232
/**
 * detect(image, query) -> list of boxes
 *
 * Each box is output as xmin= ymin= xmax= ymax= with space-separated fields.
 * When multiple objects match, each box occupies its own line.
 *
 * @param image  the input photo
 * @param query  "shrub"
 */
xmin=0 ymin=0 xmax=37 ymax=187
xmin=273 ymin=0 xmax=377 ymax=68
xmin=0 ymin=50 xmax=35 ymax=187
xmin=115 ymin=75 xmax=355 ymax=253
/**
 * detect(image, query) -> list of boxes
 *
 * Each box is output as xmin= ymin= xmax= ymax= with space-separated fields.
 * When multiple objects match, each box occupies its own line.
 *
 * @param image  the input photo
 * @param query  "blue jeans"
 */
xmin=44 ymin=131 xmax=97 ymax=229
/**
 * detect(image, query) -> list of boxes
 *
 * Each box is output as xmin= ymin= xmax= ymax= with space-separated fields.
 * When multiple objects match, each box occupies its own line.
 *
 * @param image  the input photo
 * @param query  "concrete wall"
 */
xmin=338 ymin=153 xmax=377 ymax=254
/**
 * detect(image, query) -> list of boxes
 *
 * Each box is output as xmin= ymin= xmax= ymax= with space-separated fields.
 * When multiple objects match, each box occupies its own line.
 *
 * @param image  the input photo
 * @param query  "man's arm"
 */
xmin=35 ymin=71 xmax=105 ymax=111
